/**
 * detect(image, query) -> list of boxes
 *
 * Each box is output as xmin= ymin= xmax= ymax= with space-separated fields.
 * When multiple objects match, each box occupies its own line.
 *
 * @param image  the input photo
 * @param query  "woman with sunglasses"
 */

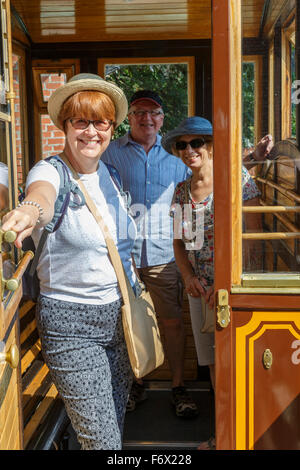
xmin=162 ymin=116 xmax=262 ymax=450
xmin=2 ymin=74 xmax=138 ymax=450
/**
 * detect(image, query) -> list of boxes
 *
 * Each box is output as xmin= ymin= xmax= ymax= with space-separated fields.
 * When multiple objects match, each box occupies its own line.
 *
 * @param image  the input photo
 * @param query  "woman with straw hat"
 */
xmin=162 ymin=116 xmax=262 ymax=450
xmin=2 ymin=73 xmax=137 ymax=450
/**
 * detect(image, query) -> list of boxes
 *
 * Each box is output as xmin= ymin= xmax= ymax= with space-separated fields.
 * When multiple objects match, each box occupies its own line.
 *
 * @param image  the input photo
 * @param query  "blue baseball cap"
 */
xmin=130 ymin=90 xmax=163 ymax=108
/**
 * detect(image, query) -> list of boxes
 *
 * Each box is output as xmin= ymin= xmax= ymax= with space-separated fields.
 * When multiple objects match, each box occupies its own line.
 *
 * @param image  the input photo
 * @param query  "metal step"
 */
xmin=123 ymin=440 xmax=199 ymax=450
xmin=123 ymin=382 xmax=215 ymax=450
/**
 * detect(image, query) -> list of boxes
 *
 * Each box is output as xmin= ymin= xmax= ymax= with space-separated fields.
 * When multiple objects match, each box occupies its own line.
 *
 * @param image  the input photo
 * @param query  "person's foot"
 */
xmin=197 ymin=436 xmax=216 ymax=450
xmin=126 ymin=382 xmax=147 ymax=412
xmin=171 ymin=386 xmax=199 ymax=418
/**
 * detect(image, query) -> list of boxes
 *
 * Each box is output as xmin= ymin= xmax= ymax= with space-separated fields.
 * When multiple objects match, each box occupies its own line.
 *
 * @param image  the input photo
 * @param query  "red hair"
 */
xmin=57 ymin=91 xmax=116 ymax=131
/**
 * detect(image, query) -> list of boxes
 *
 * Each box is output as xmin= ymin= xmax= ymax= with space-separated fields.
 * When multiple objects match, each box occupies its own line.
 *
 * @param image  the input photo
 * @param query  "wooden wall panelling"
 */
xmin=0 ymin=323 xmax=22 ymax=449
xmin=11 ymin=0 xmax=272 ymax=44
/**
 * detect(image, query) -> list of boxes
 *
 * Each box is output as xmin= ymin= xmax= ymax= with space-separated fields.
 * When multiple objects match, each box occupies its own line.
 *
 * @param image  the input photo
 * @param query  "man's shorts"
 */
xmin=137 ymin=261 xmax=183 ymax=320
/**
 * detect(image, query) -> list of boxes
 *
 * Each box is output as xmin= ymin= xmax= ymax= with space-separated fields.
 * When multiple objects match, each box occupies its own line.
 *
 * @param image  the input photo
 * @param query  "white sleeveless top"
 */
xmin=26 ymin=159 xmax=137 ymax=305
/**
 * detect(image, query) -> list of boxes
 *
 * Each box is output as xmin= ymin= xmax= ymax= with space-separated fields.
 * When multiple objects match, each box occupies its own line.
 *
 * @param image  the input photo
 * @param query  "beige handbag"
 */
xmin=200 ymin=297 xmax=215 ymax=333
xmin=60 ymin=155 xmax=165 ymax=378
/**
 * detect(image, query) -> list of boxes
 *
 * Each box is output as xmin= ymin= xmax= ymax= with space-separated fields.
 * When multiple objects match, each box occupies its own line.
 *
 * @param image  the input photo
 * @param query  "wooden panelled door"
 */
xmin=0 ymin=0 xmax=23 ymax=450
xmin=212 ymin=0 xmax=300 ymax=450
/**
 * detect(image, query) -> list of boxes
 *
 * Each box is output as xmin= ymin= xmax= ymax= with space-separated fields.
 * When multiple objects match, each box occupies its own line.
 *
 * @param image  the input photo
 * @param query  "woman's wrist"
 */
xmin=183 ymin=273 xmax=197 ymax=285
xmin=15 ymin=201 xmax=43 ymax=225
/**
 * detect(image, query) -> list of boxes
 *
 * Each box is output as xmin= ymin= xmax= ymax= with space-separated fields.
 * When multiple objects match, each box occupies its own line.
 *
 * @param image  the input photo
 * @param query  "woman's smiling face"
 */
xmin=58 ymin=90 xmax=116 ymax=172
xmin=176 ymin=134 xmax=212 ymax=168
xmin=65 ymin=118 xmax=112 ymax=164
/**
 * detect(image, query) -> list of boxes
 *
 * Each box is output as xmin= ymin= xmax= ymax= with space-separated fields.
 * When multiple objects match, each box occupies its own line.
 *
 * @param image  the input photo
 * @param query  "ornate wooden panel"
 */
xmin=235 ymin=311 xmax=300 ymax=450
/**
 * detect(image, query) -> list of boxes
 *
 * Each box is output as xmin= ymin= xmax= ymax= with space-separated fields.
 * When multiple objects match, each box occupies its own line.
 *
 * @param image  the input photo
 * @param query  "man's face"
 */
xmin=128 ymin=99 xmax=164 ymax=141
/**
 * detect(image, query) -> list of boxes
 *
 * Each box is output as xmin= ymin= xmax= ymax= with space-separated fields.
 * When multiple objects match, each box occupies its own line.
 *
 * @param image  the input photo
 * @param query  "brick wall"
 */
xmin=40 ymin=74 xmax=65 ymax=159
xmin=12 ymin=54 xmax=23 ymax=184
xmin=12 ymin=64 xmax=66 ymax=184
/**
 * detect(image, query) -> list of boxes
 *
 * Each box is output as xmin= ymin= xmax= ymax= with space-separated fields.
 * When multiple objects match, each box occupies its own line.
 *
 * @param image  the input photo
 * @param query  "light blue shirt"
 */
xmin=102 ymin=132 xmax=189 ymax=268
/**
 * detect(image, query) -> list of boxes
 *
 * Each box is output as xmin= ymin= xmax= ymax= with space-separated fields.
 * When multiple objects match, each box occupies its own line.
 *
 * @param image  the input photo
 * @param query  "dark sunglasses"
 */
xmin=175 ymin=138 xmax=207 ymax=151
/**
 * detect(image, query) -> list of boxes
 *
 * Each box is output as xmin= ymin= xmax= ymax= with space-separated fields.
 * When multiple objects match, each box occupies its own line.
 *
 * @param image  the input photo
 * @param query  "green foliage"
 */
xmin=105 ymin=63 xmax=189 ymax=140
xmin=242 ymin=62 xmax=255 ymax=148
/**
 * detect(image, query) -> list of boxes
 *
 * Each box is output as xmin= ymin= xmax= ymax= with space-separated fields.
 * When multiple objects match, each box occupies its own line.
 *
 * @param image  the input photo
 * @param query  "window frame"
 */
xmin=98 ymin=56 xmax=195 ymax=117
xmin=31 ymin=59 xmax=80 ymax=162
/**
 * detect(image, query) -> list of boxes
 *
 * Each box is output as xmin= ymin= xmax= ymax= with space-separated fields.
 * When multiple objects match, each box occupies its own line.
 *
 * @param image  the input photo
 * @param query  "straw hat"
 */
xmin=47 ymin=73 xmax=128 ymax=130
xmin=161 ymin=116 xmax=213 ymax=155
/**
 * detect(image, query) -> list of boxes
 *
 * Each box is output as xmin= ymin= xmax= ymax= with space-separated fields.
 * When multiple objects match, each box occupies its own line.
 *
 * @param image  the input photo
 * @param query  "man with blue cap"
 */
xmin=102 ymin=90 xmax=199 ymax=418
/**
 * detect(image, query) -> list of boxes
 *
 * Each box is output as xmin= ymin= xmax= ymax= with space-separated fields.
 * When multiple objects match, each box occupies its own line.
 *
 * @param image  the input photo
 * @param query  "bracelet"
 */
xmin=16 ymin=201 xmax=44 ymax=224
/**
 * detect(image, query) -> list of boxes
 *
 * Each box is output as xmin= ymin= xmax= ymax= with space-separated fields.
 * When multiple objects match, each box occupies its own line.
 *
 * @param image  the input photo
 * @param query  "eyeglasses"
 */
xmin=69 ymin=118 xmax=114 ymax=131
xmin=175 ymin=138 xmax=208 ymax=151
xmin=129 ymin=110 xmax=164 ymax=118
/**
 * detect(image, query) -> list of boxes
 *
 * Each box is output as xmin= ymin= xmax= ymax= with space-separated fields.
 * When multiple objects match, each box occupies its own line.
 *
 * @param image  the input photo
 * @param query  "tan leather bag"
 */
xmin=200 ymin=297 xmax=215 ymax=333
xmin=61 ymin=155 xmax=164 ymax=378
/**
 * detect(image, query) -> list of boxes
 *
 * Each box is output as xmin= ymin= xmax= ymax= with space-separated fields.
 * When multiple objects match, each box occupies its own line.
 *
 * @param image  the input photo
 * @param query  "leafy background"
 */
xmin=105 ymin=61 xmax=282 ymax=147
xmin=104 ymin=63 xmax=189 ymax=140
xmin=242 ymin=62 xmax=255 ymax=149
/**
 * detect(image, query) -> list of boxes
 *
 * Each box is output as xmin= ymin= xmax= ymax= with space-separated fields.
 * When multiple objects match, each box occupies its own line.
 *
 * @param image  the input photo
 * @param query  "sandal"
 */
xmin=126 ymin=381 xmax=147 ymax=412
xmin=171 ymin=386 xmax=199 ymax=418
xmin=197 ymin=436 xmax=216 ymax=450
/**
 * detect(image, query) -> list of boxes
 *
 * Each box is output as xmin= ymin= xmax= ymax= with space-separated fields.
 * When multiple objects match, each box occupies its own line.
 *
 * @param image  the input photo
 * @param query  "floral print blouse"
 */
xmin=170 ymin=166 xmax=260 ymax=285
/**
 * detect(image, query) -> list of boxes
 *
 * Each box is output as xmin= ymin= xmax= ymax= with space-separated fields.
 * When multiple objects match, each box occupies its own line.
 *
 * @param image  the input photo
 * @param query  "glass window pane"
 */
xmin=241 ymin=1 xmax=299 ymax=279
xmin=0 ymin=119 xmax=7 ymax=163
xmin=291 ymin=43 xmax=296 ymax=138
xmin=0 ymin=3 xmax=8 ymax=114
xmin=0 ymin=119 xmax=8 ymax=213
xmin=13 ymin=53 xmax=25 ymax=185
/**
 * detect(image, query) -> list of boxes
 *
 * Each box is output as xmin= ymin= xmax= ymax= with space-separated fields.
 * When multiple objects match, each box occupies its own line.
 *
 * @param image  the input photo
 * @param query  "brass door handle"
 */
xmin=5 ymin=278 xmax=19 ymax=291
xmin=0 ymin=229 xmax=17 ymax=244
xmin=2 ymin=230 xmax=17 ymax=243
xmin=0 ymin=344 xmax=20 ymax=369
xmin=3 ymin=251 xmax=34 ymax=293
xmin=216 ymin=289 xmax=231 ymax=328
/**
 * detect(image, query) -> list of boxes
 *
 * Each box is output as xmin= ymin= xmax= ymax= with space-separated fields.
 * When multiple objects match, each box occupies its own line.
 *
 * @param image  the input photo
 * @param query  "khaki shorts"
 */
xmin=137 ymin=261 xmax=183 ymax=320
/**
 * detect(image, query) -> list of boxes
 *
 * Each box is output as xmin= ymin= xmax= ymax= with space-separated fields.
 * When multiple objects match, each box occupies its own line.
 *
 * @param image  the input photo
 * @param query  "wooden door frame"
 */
xmin=212 ymin=0 xmax=300 ymax=450
xmin=212 ymin=0 xmax=237 ymax=449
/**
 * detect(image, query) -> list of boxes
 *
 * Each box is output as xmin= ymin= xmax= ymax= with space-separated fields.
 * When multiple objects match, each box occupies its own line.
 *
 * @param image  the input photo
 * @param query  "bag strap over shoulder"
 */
xmin=59 ymin=153 xmax=133 ymax=306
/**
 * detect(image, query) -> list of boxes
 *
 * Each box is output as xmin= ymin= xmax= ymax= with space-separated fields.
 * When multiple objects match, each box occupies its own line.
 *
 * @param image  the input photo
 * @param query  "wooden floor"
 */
xmin=66 ymin=380 xmax=215 ymax=450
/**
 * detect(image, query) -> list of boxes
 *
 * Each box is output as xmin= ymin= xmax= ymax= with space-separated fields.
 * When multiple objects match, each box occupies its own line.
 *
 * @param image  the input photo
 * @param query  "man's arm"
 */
xmin=243 ymin=134 xmax=273 ymax=170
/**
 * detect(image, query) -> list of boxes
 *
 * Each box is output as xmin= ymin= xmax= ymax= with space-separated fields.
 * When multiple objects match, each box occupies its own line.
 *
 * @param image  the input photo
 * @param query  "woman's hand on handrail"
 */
xmin=2 ymin=207 xmax=38 ymax=248
xmin=1 ymin=181 xmax=57 ymax=249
